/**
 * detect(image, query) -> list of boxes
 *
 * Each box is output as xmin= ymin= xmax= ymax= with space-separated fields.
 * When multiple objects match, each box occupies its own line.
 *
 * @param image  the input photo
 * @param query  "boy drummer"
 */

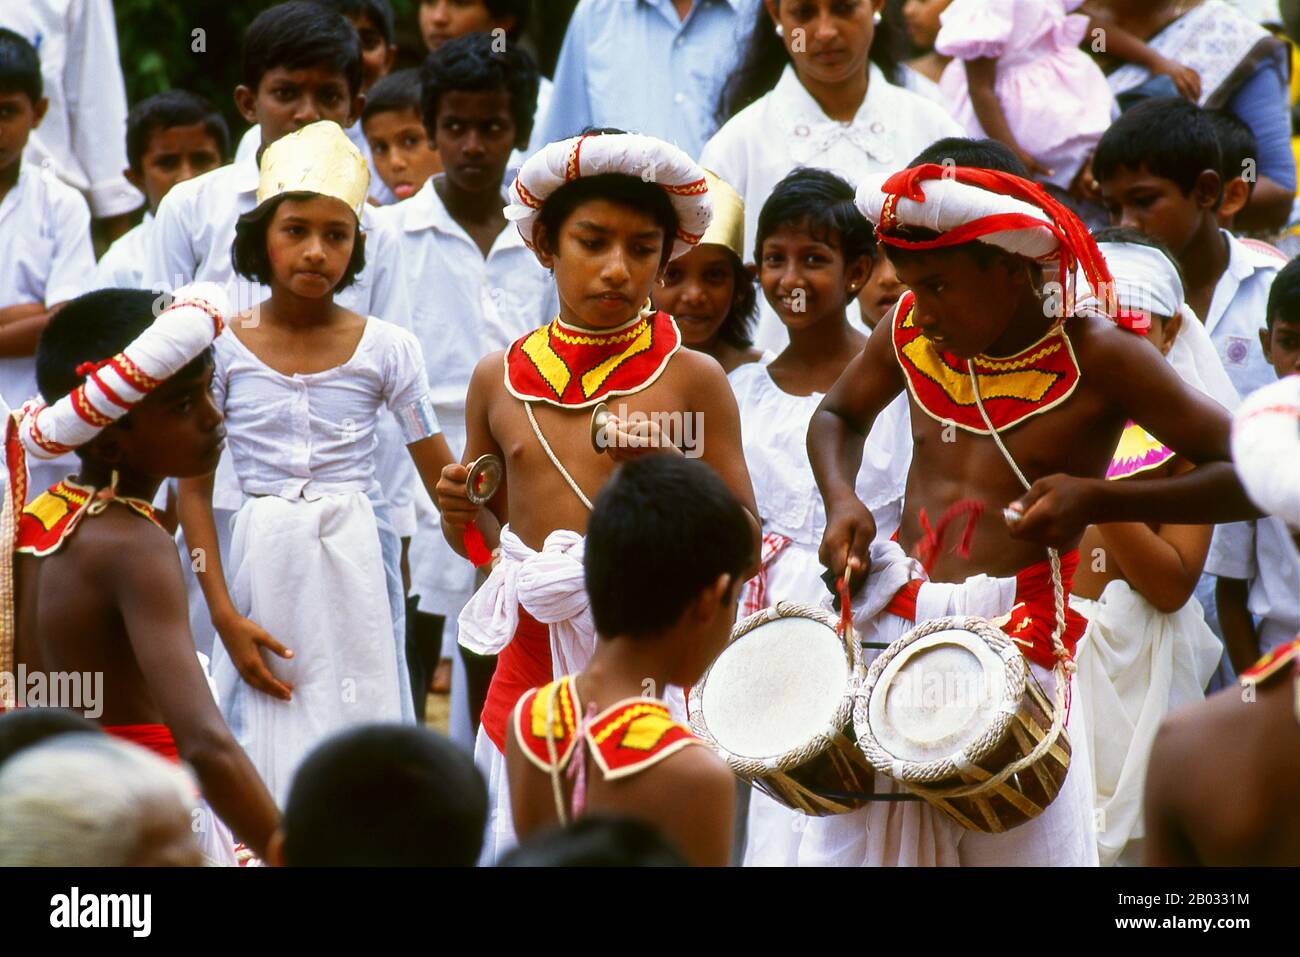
xmin=434 ymin=131 xmax=759 ymax=862
xmin=807 ymin=139 xmax=1258 ymax=866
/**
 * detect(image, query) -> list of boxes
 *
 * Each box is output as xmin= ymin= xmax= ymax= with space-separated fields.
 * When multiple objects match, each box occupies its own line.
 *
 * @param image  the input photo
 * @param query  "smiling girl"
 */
xmin=177 ymin=122 xmax=455 ymax=804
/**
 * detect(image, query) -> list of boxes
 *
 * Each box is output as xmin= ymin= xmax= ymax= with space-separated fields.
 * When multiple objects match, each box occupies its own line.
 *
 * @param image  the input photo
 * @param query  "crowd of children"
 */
xmin=0 ymin=0 xmax=1297 ymax=869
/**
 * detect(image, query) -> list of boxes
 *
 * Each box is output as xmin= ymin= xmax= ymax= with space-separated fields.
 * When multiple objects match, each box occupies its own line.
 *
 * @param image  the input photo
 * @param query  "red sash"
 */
xmin=504 ymin=311 xmax=682 ymax=409
xmin=892 ymin=292 xmax=1081 ymax=434
xmin=105 ymin=723 xmax=180 ymax=762
xmin=884 ymin=550 xmax=1086 ymax=669
xmin=514 ymin=675 xmax=699 ymax=780
xmin=480 ymin=607 xmax=553 ymax=753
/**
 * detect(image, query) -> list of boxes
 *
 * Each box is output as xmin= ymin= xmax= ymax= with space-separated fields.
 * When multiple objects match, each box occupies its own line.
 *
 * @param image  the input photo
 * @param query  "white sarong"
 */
xmin=212 ymin=491 xmax=405 ymax=805
xmin=797 ymin=541 xmax=1099 ymax=867
xmin=1071 ymin=582 xmax=1221 ymax=866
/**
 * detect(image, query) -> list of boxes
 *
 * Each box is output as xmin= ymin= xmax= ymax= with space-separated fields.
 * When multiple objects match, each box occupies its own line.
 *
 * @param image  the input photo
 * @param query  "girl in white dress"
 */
xmin=178 ymin=123 xmax=455 ymax=803
xmin=730 ymin=169 xmax=912 ymax=866
xmin=702 ymin=0 xmax=962 ymax=353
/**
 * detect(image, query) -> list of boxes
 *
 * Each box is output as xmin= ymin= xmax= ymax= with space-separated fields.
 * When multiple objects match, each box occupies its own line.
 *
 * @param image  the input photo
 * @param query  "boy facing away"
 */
xmin=506 ymin=455 xmax=746 ymax=867
xmin=6 ymin=286 xmax=278 ymax=861
xmin=807 ymin=138 xmax=1257 ymax=866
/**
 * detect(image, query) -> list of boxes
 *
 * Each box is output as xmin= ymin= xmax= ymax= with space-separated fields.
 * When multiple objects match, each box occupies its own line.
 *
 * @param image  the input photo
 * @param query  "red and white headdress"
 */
xmin=1232 ymin=374 xmax=1300 ymax=532
xmin=857 ymin=165 xmax=1147 ymax=333
xmin=505 ymin=133 xmax=713 ymax=260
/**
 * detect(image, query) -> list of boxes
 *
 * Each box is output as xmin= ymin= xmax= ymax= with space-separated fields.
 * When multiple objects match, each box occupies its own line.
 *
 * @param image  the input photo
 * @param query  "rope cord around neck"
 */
xmin=525 ymin=404 xmax=594 ymax=511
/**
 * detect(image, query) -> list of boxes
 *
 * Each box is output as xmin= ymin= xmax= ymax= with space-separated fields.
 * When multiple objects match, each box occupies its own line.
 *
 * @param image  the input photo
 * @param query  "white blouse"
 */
xmin=701 ymin=64 xmax=963 ymax=353
xmin=729 ymin=362 xmax=912 ymax=547
xmin=213 ymin=318 xmax=437 ymax=502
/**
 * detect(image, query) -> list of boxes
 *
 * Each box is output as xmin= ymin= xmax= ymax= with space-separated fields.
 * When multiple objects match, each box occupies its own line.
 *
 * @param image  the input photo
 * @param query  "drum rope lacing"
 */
xmin=855 ymin=364 xmax=1073 ymax=797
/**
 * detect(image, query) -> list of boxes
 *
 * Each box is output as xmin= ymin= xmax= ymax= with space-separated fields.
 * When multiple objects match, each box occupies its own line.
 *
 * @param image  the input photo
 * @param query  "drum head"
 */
xmin=700 ymin=614 xmax=849 ymax=760
xmin=868 ymin=628 xmax=1011 ymax=764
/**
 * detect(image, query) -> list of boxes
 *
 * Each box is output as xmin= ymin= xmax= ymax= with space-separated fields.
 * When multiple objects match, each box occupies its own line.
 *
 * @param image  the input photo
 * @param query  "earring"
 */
xmin=775 ymin=23 xmax=785 ymax=37
xmin=659 ymin=278 xmax=667 ymax=287
xmin=873 ymin=11 xmax=883 ymax=24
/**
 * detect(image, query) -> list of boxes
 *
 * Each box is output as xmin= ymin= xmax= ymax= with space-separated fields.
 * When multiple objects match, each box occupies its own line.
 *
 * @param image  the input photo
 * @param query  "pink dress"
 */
xmin=936 ymin=0 xmax=1115 ymax=189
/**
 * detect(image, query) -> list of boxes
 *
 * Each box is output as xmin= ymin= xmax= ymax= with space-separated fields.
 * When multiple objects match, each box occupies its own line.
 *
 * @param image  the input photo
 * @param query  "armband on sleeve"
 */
xmin=395 ymin=393 xmax=441 ymax=444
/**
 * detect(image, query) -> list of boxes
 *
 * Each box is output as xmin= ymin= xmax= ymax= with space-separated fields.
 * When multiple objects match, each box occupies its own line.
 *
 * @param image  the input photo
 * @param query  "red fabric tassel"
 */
xmin=463 ymin=521 xmax=493 ymax=568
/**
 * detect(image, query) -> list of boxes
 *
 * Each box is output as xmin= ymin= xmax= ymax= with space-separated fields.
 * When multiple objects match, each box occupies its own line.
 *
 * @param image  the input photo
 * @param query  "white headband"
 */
xmin=505 ymin=133 xmax=713 ymax=260
xmin=17 ymin=282 xmax=228 ymax=460
xmin=1232 ymin=374 xmax=1300 ymax=531
xmin=1079 ymin=242 xmax=1184 ymax=320
xmin=856 ymin=172 xmax=1060 ymax=260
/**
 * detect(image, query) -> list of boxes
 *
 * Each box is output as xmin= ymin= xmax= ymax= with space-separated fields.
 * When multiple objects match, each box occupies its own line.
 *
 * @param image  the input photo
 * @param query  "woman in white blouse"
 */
xmin=700 ymin=0 xmax=962 ymax=352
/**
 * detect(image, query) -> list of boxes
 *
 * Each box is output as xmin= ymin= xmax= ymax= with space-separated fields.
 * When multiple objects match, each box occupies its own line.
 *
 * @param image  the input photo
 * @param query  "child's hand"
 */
xmin=1014 ymin=148 xmax=1054 ymax=181
xmin=1004 ymin=473 xmax=1098 ymax=547
xmin=601 ymin=413 xmax=684 ymax=464
xmin=435 ymin=462 xmax=481 ymax=529
xmin=1153 ymin=57 xmax=1201 ymax=101
xmin=216 ymin=614 xmax=294 ymax=701
xmin=819 ymin=495 xmax=876 ymax=592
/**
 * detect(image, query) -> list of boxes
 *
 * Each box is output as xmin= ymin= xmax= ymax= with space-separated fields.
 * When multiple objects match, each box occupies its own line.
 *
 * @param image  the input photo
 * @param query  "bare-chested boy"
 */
xmin=806 ymin=139 xmax=1257 ymax=867
xmin=434 ymin=131 xmax=759 ymax=862
xmin=1144 ymin=374 xmax=1300 ymax=866
xmin=5 ymin=285 xmax=278 ymax=863
xmin=506 ymin=455 xmax=749 ymax=866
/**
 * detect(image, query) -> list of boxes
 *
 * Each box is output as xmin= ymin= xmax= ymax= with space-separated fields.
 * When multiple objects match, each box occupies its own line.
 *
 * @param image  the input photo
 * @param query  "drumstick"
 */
xmin=835 ymin=545 xmax=853 ymax=638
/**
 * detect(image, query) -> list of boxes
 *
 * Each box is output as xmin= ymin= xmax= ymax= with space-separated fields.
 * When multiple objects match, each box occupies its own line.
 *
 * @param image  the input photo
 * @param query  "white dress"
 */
xmin=728 ymin=363 xmax=912 ymax=866
xmin=700 ymin=65 xmax=963 ymax=353
xmin=209 ymin=318 xmax=437 ymax=804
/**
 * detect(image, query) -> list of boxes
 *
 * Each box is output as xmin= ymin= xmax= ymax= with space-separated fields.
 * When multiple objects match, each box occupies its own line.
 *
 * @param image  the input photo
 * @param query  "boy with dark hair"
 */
xmin=272 ymin=724 xmax=487 ymax=866
xmin=1094 ymin=96 xmax=1281 ymax=401
xmin=1209 ymin=258 xmax=1300 ymax=674
xmin=0 ymin=708 xmax=96 ymax=769
xmin=5 ymin=284 xmax=279 ymax=862
xmin=435 ymin=130 xmax=759 ymax=862
xmin=0 ymin=28 xmax=96 ymax=499
xmin=96 ymin=90 xmax=230 ymax=289
xmin=379 ymin=32 xmax=553 ymax=734
xmin=1144 ymin=374 xmax=1300 ymax=866
xmin=145 ymin=1 xmax=418 ymax=667
xmin=500 ymin=815 xmax=691 ymax=867
xmin=361 ymin=68 xmax=440 ymax=202
xmin=505 ymin=455 xmax=748 ymax=867
xmin=805 ymin=140 xmax=1257 ymax=866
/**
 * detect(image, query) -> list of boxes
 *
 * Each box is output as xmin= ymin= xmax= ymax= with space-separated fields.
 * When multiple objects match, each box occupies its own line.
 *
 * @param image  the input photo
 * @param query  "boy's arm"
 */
xmin=1011 ymin=322 xmax=1261 ymax=545
xmin=1083 ymin=15 xmax=1201 ymax=100
xmin=177 ymin=470 xmax=293 ymax=700
xmin=1217 ymin=576 xmax=1259 ymax=673
xmin=809 ymin=313 xmax=906 ymax=582
xmin=110 ymin=528 xmax=280 ymax=859
xmin=1097 ymin=520 xmax=1212 ymax=613
xmin=657 ymin=750 xmax=736 ymax=867
xmin=437 ymin=354 xmax=508 ymax=559
xmin=0 ymin=305 xmax=58 ymax=358
xmin=963 ymin=59 xmax=1053 ymax=178
xmin=1143 ymin=721 xmax=1200 ymax=866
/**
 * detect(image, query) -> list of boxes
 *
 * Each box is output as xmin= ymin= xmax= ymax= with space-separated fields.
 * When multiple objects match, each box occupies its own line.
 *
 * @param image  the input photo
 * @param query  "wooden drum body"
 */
xmin=689 ymin=602 xmax=875 ymax=816
xmin=854 ymin=617 xmax=1070 ymax=833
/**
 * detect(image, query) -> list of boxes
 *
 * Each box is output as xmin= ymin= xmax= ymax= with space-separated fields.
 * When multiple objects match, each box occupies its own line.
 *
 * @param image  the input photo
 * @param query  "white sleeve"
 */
xmin=383 ymin=327 xmax=439 ymax=426
xmin=1205 ymin=520 xmax=1257 ymax=581
xmin=144 ymin=188 xmax=197 ymax=294
xmin=44 ymin=184 xmax=96 ymax=304
xmin=65 ymin=0 xmax=144 ymax=217
xmin=361 ymin=213 xmax=412 ymax=331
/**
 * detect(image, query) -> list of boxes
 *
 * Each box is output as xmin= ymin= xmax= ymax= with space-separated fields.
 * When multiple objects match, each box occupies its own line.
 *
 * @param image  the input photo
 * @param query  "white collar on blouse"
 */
xmin=770 ymin=62 xmax=902 ymax=166
xmin=401 ymin=175 xmax=525 ymax=251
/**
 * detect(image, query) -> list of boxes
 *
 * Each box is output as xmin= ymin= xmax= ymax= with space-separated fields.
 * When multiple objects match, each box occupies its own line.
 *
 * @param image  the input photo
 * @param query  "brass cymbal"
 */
xmin=590 ymin=402 xmax=612 ymax=455
xmin=466 ymin=453 xmax=504 ymax=505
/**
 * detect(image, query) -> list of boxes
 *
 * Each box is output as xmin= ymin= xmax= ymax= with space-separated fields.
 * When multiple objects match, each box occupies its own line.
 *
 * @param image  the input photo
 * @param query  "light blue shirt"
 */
xmin=532 ymin=0 xmax=756 ymax=158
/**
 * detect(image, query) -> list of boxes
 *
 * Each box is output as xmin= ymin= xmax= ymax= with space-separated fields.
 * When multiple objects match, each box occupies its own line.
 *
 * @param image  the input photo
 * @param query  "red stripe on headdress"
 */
xmin=88 ymin=369 xmax=133 ymax=410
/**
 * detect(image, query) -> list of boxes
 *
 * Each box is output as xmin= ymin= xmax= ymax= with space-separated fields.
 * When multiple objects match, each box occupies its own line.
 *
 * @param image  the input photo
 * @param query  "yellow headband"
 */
xmin=257 ymin=121 xmax=370 ymax=218
xmin=700 ymin=170 xmax=745 ymax=261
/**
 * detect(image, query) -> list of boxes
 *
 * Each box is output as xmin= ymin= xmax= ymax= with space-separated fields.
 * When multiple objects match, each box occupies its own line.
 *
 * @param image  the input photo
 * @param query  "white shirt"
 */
xmin=145 ymin=131 xmax=418 ymax=521
xmin=1206 ymin=514 xmax=1300 ymax=656
xmin=0 ymin=163 xmax=95 ymax=407
xmin=374 ymin=176 xmax=557 ymax=440
xmin=1204 ymin=229 xmax=1282 ymax=400
xmin=93 ymin=212 xmax=153 ymax=289
xmin=213 ymin=317 xmax=435 ymax=501
xmin=0 ymin=0 xmax=143 ymax=217
xmin=700 ymin=65 xmax=964 ymax=352
xmin=235 ymin=124 xmax=396 ymax=206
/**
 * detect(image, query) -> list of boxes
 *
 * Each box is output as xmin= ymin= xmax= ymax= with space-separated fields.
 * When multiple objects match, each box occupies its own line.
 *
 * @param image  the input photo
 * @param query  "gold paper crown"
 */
xmin=256 ymin=121 xmax=370 ymax=218
xmin=700 ymin=170 xmax=745 ymax=261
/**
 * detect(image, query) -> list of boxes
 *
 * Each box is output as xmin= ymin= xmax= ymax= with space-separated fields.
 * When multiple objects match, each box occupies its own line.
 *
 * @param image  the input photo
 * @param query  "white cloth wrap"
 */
xmin=211 ymin=491 xmax=403 ymax=806
xmin=795 ymin=539 xmax=1099 ymax=867
xmin=1231 ymin=375 xmax=1300 ymax=530
xmin=506 ymin=133 xmax=713 ymax=260
xmin=855 ymin=172 xmax=1059 ymax=260
xmin=1070 ymin=582 xmax=1222 ymax=866
xmin=19 ymin=281 xmax=228 ymax=459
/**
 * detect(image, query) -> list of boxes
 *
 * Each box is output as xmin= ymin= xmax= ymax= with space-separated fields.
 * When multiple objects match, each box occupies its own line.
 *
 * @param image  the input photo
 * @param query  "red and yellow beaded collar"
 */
xmin=16 ymin=478 xmax=161 ymax=558
xmin=513 ymin=675 xmax=699 ymax=780
xmin=504 ymin=307 xmax=682 ymax=409
xmin=892 ymin=292 xmax=1082 ymax=434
